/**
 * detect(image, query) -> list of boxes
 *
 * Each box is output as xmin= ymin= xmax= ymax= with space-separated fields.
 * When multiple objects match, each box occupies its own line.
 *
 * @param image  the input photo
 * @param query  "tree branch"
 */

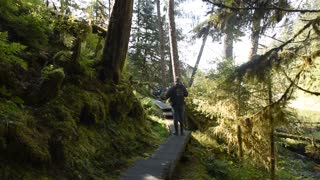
xmin=202 ymin=0 xmax=320 ymax=13
xmin=283 ymin=69 xmax=320 ymax=96
xmin=261 ymin=33 xmax=285 ymax=43
xmin=234 ymin=16 xmax=320 ymax=79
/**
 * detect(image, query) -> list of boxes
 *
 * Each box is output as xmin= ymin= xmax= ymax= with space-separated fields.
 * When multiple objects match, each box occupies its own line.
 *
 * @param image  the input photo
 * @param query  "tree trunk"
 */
xmin=99 ymin=0 xmax=134 ymax=83
xmin=248 ymin=10 xmax=263 ymax=60
xmin=156 ymin=0 xmax=166 ymax=88
xmin=168 ymin=0 xmax=180 ymax=81
xmin=168 ymin=55 xmax=173 ymax=83
xmin=137 ymin=0 xmax=141 ymax=42
xmin=237 ymin=125 xmax=243 ymax=157
xmin=71 ymin=37 xmax=81 ymax=63
xmin=94 ymin=37 xmax=102 ymax=58
xmin=237 ymin=79 xmax=243 ymax=158
xmin=189 ymin=26 xmax=209 ymax=87
xmin=224 ymin=17 xmax=234 ymax=60
xmin=108 ymin=0 xmax=112 ymax=17
xmin=268 ymin=72 xmax=275 ymax=180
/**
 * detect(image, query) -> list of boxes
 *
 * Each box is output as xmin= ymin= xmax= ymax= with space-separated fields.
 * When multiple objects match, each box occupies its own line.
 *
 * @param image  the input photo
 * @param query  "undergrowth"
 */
xmin=174 ymin=131 xmax=269 ymax=180
xmin=174 ymin=129 xmax=320 ymax=179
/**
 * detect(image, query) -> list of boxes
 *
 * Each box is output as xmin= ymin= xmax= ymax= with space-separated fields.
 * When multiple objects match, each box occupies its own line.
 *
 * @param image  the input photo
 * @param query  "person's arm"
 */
xmin=183 ymin=86 xmax=188 ymax=97
xmin=165 ymin=87 xmax=172 ymax=100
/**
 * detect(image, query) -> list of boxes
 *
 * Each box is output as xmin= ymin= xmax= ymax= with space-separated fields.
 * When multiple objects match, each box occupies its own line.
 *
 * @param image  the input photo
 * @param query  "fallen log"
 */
xmin=290 ymin=121 xmax=320 ymax=124
xmin=49 ymin=10 xmax=107 ymax=37
xmin=275 ymin=132 xmax=320 ymax=144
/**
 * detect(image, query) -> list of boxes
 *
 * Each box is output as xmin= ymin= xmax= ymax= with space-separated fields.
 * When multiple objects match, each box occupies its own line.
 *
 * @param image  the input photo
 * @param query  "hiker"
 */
xmin=154 ymin=87 xmax=163 ymax=99
xmin=165 ymin=77 xmax=188 ymax=135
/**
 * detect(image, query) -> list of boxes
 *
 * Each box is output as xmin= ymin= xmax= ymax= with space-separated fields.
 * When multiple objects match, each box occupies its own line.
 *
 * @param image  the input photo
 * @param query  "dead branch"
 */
xmin=203 ymin=0 xmax=320 ymax=13
xmin=283 ymin=70 xmax=320 ymax=96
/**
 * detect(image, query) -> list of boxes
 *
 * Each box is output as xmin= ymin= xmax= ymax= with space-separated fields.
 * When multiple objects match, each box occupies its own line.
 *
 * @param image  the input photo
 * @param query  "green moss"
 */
xmin=7 ymin=123 xmax=51 ymax=165
xmin=0 ymin=100 xmax=51 ymax=166
xmin=0 ymin=100 xmax=23 ymax=124
xmin=148 ymin=115 xmax=169 ymax=142
xmin=0 ymin=75 xmax=167 ymax=179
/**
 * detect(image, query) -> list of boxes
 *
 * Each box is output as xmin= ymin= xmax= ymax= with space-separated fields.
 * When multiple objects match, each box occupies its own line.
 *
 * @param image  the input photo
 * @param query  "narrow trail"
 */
xmin=120 ymin=100 xmax=191 ymax=180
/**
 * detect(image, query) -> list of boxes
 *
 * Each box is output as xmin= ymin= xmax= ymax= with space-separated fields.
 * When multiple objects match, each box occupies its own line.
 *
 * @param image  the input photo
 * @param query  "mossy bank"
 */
xmin=0 ymin=75 xmax=164 ymax=179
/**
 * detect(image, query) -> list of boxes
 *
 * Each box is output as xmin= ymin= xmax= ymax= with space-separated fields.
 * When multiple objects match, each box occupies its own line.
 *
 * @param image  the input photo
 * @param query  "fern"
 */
xmin=0 ymin=32 xmax=27 ymax=69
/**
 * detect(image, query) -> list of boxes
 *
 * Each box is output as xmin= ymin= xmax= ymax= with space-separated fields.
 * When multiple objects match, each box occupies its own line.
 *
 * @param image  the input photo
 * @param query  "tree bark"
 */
xmin=248 ymin=7 xmax=265 ymax=60
xmin=268 ymin=72 xmax=275 ymax=180
xmin=99 ymin=0 xmax=134 ymax=83
xmin=189 ymin=26 xmax=209 ymax=87
xmin=224 ymin=16 xmax=234 ymax=60
xmin=71 ymin=37 xmax=81 ymax=63
xmin=108 ymin=0 xmax=112 ymax=17
xmin=137 ymin=0 xmax=141 ymax=42
xmin=237 ymin=79 xmax=243 ymax=158
xmin=94 ymin=37 xmax=102 ymax=58
xmin=168 ymin=0 xmax=180 ymax=81
xmin=156 ymin=0 xmax=166 ymax=88
xmin=237 ymin=125 xmax=243 ymax=157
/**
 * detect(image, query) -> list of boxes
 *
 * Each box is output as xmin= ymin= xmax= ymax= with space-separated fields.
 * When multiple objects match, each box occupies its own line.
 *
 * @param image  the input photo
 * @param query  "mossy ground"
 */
xmin=0 ymin=78 xmax=169 ymax=179
xmin=173 ymin=131 xmax=270 ymax=179
xmin=173 ymin=130 xmax=320 ymax=180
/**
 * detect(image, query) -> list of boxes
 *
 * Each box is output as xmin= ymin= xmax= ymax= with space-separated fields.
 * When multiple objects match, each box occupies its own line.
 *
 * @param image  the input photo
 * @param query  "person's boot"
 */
xmin=180 ymin=128 xmax=184 ymax=136
xmin=173 ymin=121 xmax=178 ymax=135
xmin=180 ymin=122 xmax=184 ymax=136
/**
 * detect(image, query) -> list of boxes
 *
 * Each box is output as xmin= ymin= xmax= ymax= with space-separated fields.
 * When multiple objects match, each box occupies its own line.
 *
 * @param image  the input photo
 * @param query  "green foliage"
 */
xmin=0 ymin=86 xmax=24 ymax=104
xmin=41 ymin=65 xmax=64 ymax=80
xmin=0 ymin=81 xmax=166 ymax=179
xmin=148 ymin=115 xmax=169 ymax=142
xmin=188 ymin=50 xmax=298 ymax=171
xmin=276 ymin=144 xmax=320 ymax=179
xmin=0 ymin=0 xmax=52 ymax=49
xmin=0 ymin=32 xmax=27 ymax=69
xmin=0 ymin=100 xmax=24 ymax=125
xmin=136 ymin=94 xmax=169 ymax=140
xmin=128 ymin=0 xmax=176 ymax=87
xmin=174 ymin=131 xmax=269 ymax=179
xmin=0 ymin=0 xmax=170 ymax=179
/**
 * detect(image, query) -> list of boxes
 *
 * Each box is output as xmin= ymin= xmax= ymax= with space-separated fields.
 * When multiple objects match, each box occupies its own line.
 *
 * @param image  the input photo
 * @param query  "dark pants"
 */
xmin=172 ymin=105 xmax=185 ymax=134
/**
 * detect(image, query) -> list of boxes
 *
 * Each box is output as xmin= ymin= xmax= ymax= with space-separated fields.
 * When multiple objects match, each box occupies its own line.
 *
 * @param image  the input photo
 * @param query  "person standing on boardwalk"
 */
xmin=165 ymin=77 xmax=188 ymax=135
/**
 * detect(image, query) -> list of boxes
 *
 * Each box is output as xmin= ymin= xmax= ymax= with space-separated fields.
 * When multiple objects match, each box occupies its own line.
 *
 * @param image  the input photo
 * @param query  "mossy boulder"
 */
xmin=39 ymin=68 xmax=65 ymax=101
xmin=26 ymin=68 xmax=65 ymax=105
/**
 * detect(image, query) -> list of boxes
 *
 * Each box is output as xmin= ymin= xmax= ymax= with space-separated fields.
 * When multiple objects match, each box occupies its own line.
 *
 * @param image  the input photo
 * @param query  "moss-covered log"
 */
xmin=276 ymin=132 xmax=320 ymax=144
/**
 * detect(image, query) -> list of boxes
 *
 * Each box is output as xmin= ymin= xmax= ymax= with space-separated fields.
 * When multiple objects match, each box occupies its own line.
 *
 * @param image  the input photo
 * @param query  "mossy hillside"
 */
xmin=0 ymin=79 xmax=162 ymax=179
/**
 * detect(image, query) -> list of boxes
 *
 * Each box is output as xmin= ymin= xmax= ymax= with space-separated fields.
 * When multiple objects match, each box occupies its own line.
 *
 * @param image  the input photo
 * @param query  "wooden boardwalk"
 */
xmin=120 ymin=100 xmax=191 ymax=180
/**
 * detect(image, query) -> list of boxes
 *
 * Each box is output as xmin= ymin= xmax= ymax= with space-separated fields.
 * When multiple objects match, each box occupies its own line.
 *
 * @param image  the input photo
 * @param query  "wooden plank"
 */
xmin=152 ymin=99 xmax=171 ymax=110
xmin=120 ymin=131 xmax=191 ymax=180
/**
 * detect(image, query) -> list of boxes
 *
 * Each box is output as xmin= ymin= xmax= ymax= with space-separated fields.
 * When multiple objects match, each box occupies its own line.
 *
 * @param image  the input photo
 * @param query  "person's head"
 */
xmin=174 ymin=77 xmax=180 ymax=85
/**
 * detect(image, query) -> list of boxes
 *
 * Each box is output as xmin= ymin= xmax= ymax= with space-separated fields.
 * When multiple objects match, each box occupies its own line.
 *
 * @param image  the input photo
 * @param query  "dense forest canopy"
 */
xmin=1 ymin=0 xmax=320 ymax=179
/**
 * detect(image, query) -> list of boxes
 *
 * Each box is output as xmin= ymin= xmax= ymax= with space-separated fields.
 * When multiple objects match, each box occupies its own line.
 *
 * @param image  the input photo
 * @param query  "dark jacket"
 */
xmin=165 ymin=83 xmax=188 ymax=107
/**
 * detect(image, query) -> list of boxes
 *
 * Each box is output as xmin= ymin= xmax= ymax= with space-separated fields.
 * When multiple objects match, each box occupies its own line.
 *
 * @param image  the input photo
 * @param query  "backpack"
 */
xmin=174 ymin=86 xmax=184 ymax=97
